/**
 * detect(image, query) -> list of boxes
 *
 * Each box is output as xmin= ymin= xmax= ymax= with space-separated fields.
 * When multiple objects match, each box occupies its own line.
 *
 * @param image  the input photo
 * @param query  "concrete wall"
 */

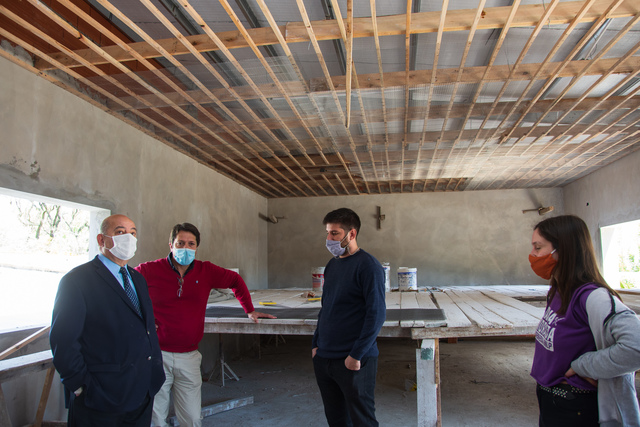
xmin=267 ymin=188 xmax=564 ymax=289
xmin=563 ymin=148 xmax=640 ymax=258
xmin=0 ymin=54 xmax=268 ymax=288
xmin=0 ymin=54 xmax=267 ymax=424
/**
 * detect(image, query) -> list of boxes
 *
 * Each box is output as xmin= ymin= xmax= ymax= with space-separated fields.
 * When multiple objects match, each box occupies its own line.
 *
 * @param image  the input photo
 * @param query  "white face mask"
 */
xmin=105 ymin=233 xmax=137 ymax=261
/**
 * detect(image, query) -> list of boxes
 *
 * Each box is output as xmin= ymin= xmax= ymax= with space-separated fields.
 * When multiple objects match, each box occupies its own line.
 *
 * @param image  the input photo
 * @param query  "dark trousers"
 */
xmin=67 ymin=392 xmax=153 ymax=427
xmin=537 ymin=384 xmax=598 ymax=427
xmin=313 ymin=355 xmax=378 ymax=427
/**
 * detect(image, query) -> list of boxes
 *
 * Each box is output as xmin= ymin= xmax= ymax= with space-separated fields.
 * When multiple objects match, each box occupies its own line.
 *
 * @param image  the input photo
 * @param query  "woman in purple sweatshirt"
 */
xmin=529 ymin=215 xmax=640 ymax=427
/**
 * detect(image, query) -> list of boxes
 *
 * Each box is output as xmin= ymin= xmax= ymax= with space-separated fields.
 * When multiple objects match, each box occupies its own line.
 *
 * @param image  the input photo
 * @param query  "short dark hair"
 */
xmin=534 ymin=215 xmax=618 ymax=314
xmin=323 ymin=208 xmax=361 ymax=236
xmin=170 ymin=223 xmax=200 ymax=247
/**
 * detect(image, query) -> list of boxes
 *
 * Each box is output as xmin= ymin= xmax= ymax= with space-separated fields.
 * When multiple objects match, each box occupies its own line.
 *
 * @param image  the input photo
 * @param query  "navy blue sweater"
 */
xmin=312 ymin=249 xmax=386 ymax=360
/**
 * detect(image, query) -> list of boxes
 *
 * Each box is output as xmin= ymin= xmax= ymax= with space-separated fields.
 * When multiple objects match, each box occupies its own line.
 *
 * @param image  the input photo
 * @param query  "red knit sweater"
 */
xmin=135 ymin=257 xmax=255 ymax=353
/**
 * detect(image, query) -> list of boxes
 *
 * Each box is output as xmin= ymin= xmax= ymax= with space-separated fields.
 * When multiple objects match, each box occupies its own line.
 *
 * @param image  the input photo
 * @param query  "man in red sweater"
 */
xmin=135 ymin=222 xmax=275 ymax=427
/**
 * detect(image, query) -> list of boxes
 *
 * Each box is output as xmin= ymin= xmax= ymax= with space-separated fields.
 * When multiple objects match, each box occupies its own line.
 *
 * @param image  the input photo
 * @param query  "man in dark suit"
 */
xmin=50 ymin=214 xmax=165 ymax=426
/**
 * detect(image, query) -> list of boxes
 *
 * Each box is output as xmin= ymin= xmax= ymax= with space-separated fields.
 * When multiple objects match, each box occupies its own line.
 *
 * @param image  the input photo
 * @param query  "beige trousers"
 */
xmin=151 ymin=350 xmax=203 ymax=427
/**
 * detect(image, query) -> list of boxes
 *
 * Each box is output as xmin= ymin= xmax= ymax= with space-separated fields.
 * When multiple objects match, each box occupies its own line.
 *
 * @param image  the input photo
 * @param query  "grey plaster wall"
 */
xmin=267 ymin=189 xmax=564 ymax=289
xmin=563 ymin=148 xmax=640 ymax=257
xmin=0 ymin=55 xmax=268 ymax=289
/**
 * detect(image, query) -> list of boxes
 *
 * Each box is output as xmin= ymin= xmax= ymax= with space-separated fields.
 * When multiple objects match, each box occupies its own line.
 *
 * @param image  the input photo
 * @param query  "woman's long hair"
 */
xmin=534 ymin=215 xmax=619 ymax=314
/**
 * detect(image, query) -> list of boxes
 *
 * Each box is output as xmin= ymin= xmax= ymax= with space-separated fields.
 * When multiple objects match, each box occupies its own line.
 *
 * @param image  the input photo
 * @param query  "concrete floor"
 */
xmin=198 ymin=336 xmax=540 ymax=426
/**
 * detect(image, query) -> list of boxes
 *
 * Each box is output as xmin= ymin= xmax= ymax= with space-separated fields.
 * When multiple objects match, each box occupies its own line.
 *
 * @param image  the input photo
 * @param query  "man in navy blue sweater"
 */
xmin=312 ymin=208 xmax=386 ymax=426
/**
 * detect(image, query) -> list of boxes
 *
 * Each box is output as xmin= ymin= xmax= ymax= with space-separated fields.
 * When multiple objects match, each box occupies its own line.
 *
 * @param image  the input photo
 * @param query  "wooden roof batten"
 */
xmin=253 ymin=0 xmax=349 ymax=195
xmin=484 ymin=0 xmax=610 ymax=189
xmin=466 ymin=0 xmax=563 ymax=191
xmin=329 ymin=0 xmax=382 ymax=193
xmin=49 ymin=0 xmax=293 ymax=197
xmin=5 ymin=0 xmax=288 ymax=198
xmin=128 ymin=0 xmax=322 ymax=197
xmin=502 ymin=9 xmax=640 ymax=189
xmin=294 ymin=0 xmax=366 ymax=195
xmin=35 ymin=0 xmax=640 ymax=71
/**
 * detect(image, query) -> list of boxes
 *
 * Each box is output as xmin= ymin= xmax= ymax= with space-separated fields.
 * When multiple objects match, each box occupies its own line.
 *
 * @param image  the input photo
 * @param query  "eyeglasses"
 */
xmin=177 ymin=277 xmax=184 ymax=298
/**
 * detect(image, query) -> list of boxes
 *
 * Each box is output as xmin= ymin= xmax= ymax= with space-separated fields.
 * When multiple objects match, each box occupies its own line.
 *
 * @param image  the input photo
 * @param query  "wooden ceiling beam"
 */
xmin=451 ymin=0 xmax=521 ymax=190
xmin=495 ymin=7 xmax=640 ymax=189
xmin=432 ymin=0 xmax=486 ymax=191
xmin=295 ymin=0 xmax=366 ymax=194
xmin=106 ymin=55 xmax=640 ymax=112
xmin=35 ymin=0 xmax=640 ymax=71
xmin=481 ymin=0 xmax=601 ymax=189
xmin=119 ymin=0 xmax=312 ymax=197
xmin=255 ymin=0 xmax=348 ymax=195
xmin=195 ymin=122 xmax=631 ymax=162
xmin=417 ymin=0 xmax=447 ymax=190
xmin=370 ymin=0 xmax=391 ymax=189
xmin=467 ymin=0 xmax=562 ymax=190
xmin=215 ymin=0 xmax=330 ymax=196
xmin=330 ymin=0 xmax=381 ymax=192
xmin=162 ymin=95 xmax=639 ymax=135
xmin=0 ymin=4 xmax=283 ymax=199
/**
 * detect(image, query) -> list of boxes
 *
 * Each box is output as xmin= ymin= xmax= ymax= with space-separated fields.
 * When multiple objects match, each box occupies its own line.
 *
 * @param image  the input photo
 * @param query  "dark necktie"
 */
xmin=120 ymin=267 xmax=142 ymax=317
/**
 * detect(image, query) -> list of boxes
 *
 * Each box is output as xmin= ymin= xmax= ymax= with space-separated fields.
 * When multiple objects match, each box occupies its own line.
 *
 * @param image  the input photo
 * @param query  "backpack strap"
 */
xmin=603 ymin=292 xmax=617 ymax=326
xmin=603 ymin=291 xmax=634 ymax=325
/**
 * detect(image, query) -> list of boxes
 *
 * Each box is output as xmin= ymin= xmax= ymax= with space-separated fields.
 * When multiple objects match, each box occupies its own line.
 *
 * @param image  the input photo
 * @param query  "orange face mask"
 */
xmin=529 ymin=249 xmax=557 ymax=280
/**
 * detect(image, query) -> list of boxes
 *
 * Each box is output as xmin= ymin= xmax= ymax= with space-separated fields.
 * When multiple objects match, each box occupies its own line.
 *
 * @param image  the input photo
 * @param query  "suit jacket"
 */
xmin=49 ymin=255 xmax=165 ymax=412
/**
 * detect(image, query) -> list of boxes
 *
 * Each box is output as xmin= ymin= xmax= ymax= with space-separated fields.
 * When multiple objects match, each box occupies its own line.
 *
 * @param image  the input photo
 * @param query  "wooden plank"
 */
xmin=411 ymin=324 xmax=537 ymax=339
xmin=34 ymin=367 xmax=56 ymax=426
xmin=416 ymin=339 xmax=439 ymax=427
xmin=445 ymin=289 xmax=512 ymax=328
xmin=383 ymin=292 xmax=402 ymax=328
xmin=202 ymin=320 xmax=411 ymax=338
xmin=416 ymin=292 xmax=438 ymax=310
xmin=0 ymin=351 xmax=53 ymax=383
xmin=385 ymin=292 xmax=402 ymax=310
xmin=431 ymin=291 xmax=473 ymax=328
xmin=401 ymin=292 xmax=423 ymax=328
xmin=473 ymin=292 xmax=541 ymax=327
xmin=0 ymin=326 xmax=50 ymax=361
xmin=481 ymin=290 xmax=545 ymax=319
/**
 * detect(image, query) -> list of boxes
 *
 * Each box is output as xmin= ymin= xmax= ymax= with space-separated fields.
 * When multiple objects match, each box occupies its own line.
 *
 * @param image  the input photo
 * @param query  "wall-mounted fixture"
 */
xmin=259 ymin=213 xmax=287 ymax=224
xmin=376 ymin=206 xmax=385 ymax=229
xmin=522 ymin=206 xmax=555 ymax=215
xmin=268 ymin=215 xmax=286 ymax=224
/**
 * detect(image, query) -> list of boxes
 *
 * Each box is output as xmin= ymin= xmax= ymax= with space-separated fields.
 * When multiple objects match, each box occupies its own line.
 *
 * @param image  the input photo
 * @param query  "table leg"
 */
xmin=416 ymin=338 xmax=440 ymax=427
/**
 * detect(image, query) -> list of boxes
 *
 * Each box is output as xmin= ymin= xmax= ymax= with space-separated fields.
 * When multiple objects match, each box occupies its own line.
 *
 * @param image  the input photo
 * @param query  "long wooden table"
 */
xmin=204 ymin=285 xmax=550 ymax=427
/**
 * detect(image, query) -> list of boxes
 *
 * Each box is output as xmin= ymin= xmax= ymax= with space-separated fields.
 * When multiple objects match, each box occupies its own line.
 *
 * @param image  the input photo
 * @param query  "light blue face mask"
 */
xmin=173 ymin=248 xmax=196 ymax=266
xmin=326 ymin=233 xmax=349 ymax=258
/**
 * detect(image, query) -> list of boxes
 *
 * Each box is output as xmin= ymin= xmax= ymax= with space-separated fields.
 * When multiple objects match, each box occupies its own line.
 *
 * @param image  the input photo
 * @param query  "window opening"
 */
xmin=0 ymin=188 xmax=109 ymax=331
xmin=601 ymin=219 xmax=640 ymax=289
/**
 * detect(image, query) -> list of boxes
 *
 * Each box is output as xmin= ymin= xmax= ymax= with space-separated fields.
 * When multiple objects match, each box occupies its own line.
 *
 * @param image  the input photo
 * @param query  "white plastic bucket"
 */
xmin=397 ymin=267 xmax=417 ymax=291
xmin=312 ymin=267 xmax=325 ymax=291
xmin=382 ymin=263 xmax=391 ymax=292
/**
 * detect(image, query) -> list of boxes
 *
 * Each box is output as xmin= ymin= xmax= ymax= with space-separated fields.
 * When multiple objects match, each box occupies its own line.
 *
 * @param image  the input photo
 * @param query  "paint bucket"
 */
xmin=382 ymin=262 xmax=391 ymax=292
xmin=312 ymin=267 xmax=325 ymax=291
xmin=397 ymin=267 xmax=417 ymax=291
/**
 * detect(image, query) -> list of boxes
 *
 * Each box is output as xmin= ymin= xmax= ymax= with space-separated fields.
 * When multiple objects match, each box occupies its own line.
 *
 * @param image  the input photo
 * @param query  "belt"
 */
xmin=538 ymin=383 xmax=596 ymax=400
